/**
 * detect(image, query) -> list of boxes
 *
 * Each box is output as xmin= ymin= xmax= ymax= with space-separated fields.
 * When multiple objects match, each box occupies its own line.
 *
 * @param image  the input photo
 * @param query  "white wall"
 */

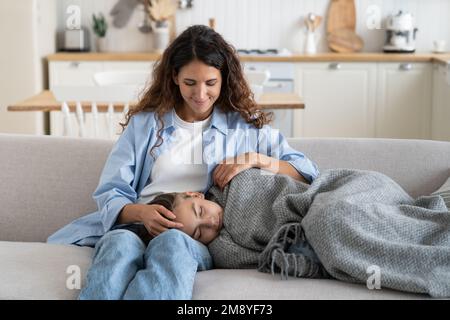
xmin=57 ymin=0 xmax=450 ymax=53
xmin=0 ymin=0 xmax=57 ymax=135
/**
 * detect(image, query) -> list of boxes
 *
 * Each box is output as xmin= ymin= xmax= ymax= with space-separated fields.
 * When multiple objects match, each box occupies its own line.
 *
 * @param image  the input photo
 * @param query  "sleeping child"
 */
xmin=115 ymin=167 xmax=450 ymax=298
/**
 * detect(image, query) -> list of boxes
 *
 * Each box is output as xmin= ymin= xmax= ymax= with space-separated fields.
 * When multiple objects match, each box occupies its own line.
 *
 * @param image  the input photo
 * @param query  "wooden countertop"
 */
xmin=47 ymin=52 xmax=450 ymax=65
xmin=7 ymin=90 xmax=304 ymax=112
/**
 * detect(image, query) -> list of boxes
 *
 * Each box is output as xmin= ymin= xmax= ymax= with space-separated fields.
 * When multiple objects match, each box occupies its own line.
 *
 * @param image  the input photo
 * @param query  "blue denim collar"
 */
xmin=210 ymin=106 xmax=228 ymax=136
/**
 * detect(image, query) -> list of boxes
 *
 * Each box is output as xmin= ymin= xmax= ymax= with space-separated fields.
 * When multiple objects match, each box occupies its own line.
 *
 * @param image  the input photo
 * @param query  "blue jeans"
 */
xmin=287 ymin=238 xmax=321 ymax=264
xmin=78 ymin=229 xmax=213 ymax=300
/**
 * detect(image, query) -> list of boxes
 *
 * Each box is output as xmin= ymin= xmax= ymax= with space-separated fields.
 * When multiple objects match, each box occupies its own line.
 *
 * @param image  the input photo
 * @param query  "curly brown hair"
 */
xmin=120 ymin=24 xmax=272 ymax=157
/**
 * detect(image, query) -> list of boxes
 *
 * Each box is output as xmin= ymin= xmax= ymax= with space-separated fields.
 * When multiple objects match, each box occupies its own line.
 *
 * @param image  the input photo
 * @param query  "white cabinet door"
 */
xmin=431 ymin=64 xmax=450 ymax=141
xmin=103 ymin=62 xmax=154 ymax=71
xmin=103 ymin=61 xmax=154 ymax=82
xmin=376 ymin=62 xmax=432 ymax=139
xmin=49 ymin=61 xmax=103 ymax=86
xmin=294 ymin=62 xmax=377 ymax=138
xmin=49 ymin=61 xmax=155 ymax=86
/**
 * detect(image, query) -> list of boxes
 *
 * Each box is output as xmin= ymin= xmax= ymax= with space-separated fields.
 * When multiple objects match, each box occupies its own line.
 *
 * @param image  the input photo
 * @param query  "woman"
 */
xmin=47 ymin=25 xmax=319 ymax=299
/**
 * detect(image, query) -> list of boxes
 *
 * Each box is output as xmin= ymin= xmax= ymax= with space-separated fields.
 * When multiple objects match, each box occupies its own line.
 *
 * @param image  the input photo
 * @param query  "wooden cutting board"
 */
xmin=328 ymin=28 xmax=364 ymax=53
xmin=327 ymin=0 xmax=356 ymax=34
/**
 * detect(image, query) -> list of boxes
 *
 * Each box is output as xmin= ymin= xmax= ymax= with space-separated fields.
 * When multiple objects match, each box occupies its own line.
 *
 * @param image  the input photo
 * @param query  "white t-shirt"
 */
xmin=137 ymin=110 xmax=212 ymax=204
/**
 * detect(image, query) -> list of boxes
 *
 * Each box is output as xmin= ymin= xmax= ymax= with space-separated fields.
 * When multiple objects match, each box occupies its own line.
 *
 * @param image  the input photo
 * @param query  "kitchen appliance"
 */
xmin=383 ymin=11 xmax=418 ymax=53
xmin=63 ymin=27 xmax=91 ymax=52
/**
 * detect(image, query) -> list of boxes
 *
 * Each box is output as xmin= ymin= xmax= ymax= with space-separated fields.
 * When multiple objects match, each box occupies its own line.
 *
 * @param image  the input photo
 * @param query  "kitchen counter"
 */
xmin=47 ymin=52 xmax=450 ymax=65
xmin=7 ymin=90 xmax=304 ymax=112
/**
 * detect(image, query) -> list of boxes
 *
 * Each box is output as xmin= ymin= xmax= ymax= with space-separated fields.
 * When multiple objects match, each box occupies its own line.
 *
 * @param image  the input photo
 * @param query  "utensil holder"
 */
xmin=305 ymin=31 xmax=317 ymax=54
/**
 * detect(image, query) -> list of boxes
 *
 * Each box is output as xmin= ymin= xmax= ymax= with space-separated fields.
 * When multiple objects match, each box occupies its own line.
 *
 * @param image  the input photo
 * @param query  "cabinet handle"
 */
xmin=399 ymin=63 xmax=412 ymax=71
xmin=69 ymin=61 xmax=80 ymax=68
xmin=329 ymin=62 xmax=341 ymax=70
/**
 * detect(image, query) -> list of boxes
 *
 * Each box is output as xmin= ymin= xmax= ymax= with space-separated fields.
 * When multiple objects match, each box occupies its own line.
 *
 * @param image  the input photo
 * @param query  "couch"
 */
xmin=1 ymin=133 xmax=449 ymax=300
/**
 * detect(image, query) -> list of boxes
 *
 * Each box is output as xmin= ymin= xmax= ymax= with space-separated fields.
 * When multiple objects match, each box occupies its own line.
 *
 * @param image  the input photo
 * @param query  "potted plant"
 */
xmin=92 ymin=13 xmax=108 ymax=52
xmin=147 ymin=0 xmax=177 ymax=52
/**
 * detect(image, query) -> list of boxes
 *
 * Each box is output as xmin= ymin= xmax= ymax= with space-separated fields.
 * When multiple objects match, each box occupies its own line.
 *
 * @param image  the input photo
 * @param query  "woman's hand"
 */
xmin=213 ymin=152 xmax=306 ymax=189
xmin=141 ymin=204 xmax=184 ymax=237
xmin=120 ymin=203 xmax=184 ymax=237
xmin=213 ymin=152 xmax=265 ymax=190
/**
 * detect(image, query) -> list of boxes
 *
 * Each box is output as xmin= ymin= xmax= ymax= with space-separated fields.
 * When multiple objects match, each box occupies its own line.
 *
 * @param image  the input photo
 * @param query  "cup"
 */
xmin=433 ymin=40 xmax=446 ymax=53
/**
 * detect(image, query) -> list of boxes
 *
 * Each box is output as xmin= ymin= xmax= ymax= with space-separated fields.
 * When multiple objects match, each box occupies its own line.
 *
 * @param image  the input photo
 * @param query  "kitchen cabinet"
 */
xmin=375 ymin=62 xmax=432 ymax=139
xmin=49 ymin=62 xmax=103 ymax=86
xmin=294 ymin=62 xmax=377 ymax=138
xmin=49 ymin=61 xmax=154 ymax=87
xmin=48 ymin=61 xmax=154 ymax=137
xmin=46 ymin=56 xmax=442 ymax=140
xmin=431 ymin=64 xmax=450 ymax=141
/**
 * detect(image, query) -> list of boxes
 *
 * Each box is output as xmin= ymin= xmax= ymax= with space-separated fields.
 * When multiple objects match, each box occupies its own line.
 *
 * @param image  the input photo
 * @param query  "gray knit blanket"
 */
xmin=207 ymin=168 xmax=450 ymax=297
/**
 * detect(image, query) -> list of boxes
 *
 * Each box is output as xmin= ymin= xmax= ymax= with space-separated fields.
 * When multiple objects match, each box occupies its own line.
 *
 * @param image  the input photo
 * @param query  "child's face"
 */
xmin=173 ymin=192 xmax=223 ymax=245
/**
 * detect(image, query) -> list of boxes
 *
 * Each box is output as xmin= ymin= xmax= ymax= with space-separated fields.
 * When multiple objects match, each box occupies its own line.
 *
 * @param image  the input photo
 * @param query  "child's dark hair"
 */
xmin=148 ymin=192 xmax=191 ymax=211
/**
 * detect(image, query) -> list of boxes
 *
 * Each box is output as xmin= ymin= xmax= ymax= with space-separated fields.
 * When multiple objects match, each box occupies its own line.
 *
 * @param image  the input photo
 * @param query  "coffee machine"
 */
xmin=383 ymin=11 xmax=418 ymax=53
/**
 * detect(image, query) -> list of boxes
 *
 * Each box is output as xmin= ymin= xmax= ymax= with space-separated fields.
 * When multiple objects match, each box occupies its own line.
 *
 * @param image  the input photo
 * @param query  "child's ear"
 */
xmin=185 ymin=191 xmax=204 ymax=199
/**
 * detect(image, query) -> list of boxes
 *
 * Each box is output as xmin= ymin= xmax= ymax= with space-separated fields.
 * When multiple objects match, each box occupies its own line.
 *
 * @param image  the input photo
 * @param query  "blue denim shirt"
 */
xmin=47 ymin=107 xmax=319 ymax=246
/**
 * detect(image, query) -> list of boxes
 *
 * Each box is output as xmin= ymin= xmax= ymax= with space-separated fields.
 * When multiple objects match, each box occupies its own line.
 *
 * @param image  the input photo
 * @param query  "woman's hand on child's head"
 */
xmin=213 ymin=152 xmax=258 ymax=190
xmin=140 ymin=204 xmax=184 ymax=237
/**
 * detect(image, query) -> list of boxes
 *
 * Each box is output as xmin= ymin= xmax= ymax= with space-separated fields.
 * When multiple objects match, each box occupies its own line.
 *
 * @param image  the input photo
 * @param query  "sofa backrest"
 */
xmin=1 ymin=134 xmax=449 ymax=242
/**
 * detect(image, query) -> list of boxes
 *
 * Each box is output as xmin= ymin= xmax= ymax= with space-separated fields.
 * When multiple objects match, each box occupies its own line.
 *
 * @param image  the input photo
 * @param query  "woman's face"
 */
xmin=173 ymin=59 xmax=222 ymax=122
xmin=172 ymin=192 xmax=223 ymax=245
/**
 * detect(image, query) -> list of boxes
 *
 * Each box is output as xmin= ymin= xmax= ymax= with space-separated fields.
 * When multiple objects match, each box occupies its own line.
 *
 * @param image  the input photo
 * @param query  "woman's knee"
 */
xmin=146 ymin=229 xmax=212 ymax=269
xmin=149 ymin=229 xmax=195 ymax=249
xmin=95 ymin=229 xmax=146 ymax=255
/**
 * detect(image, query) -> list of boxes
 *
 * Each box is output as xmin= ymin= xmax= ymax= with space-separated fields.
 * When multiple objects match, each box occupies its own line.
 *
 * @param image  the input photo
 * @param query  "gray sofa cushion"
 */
xmin=1 ymin=134 xmax=450 ymax=243
xmin=0 ymin=241 xmax=425 ymax=300
xmin=192 ymin=269 xmax=426 ymax=300
xmin=0 ymin=241 xmax=93 ymax=300
xmin=0 ymin=134 xmax=112 ymax=242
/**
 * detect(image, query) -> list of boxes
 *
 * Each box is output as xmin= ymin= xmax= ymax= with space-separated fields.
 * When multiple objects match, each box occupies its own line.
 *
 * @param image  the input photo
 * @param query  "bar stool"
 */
xmin=52 ymin=70 xmax=150 ymax=139
xmin=52 ymin=85 xmax=142 ymax=139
